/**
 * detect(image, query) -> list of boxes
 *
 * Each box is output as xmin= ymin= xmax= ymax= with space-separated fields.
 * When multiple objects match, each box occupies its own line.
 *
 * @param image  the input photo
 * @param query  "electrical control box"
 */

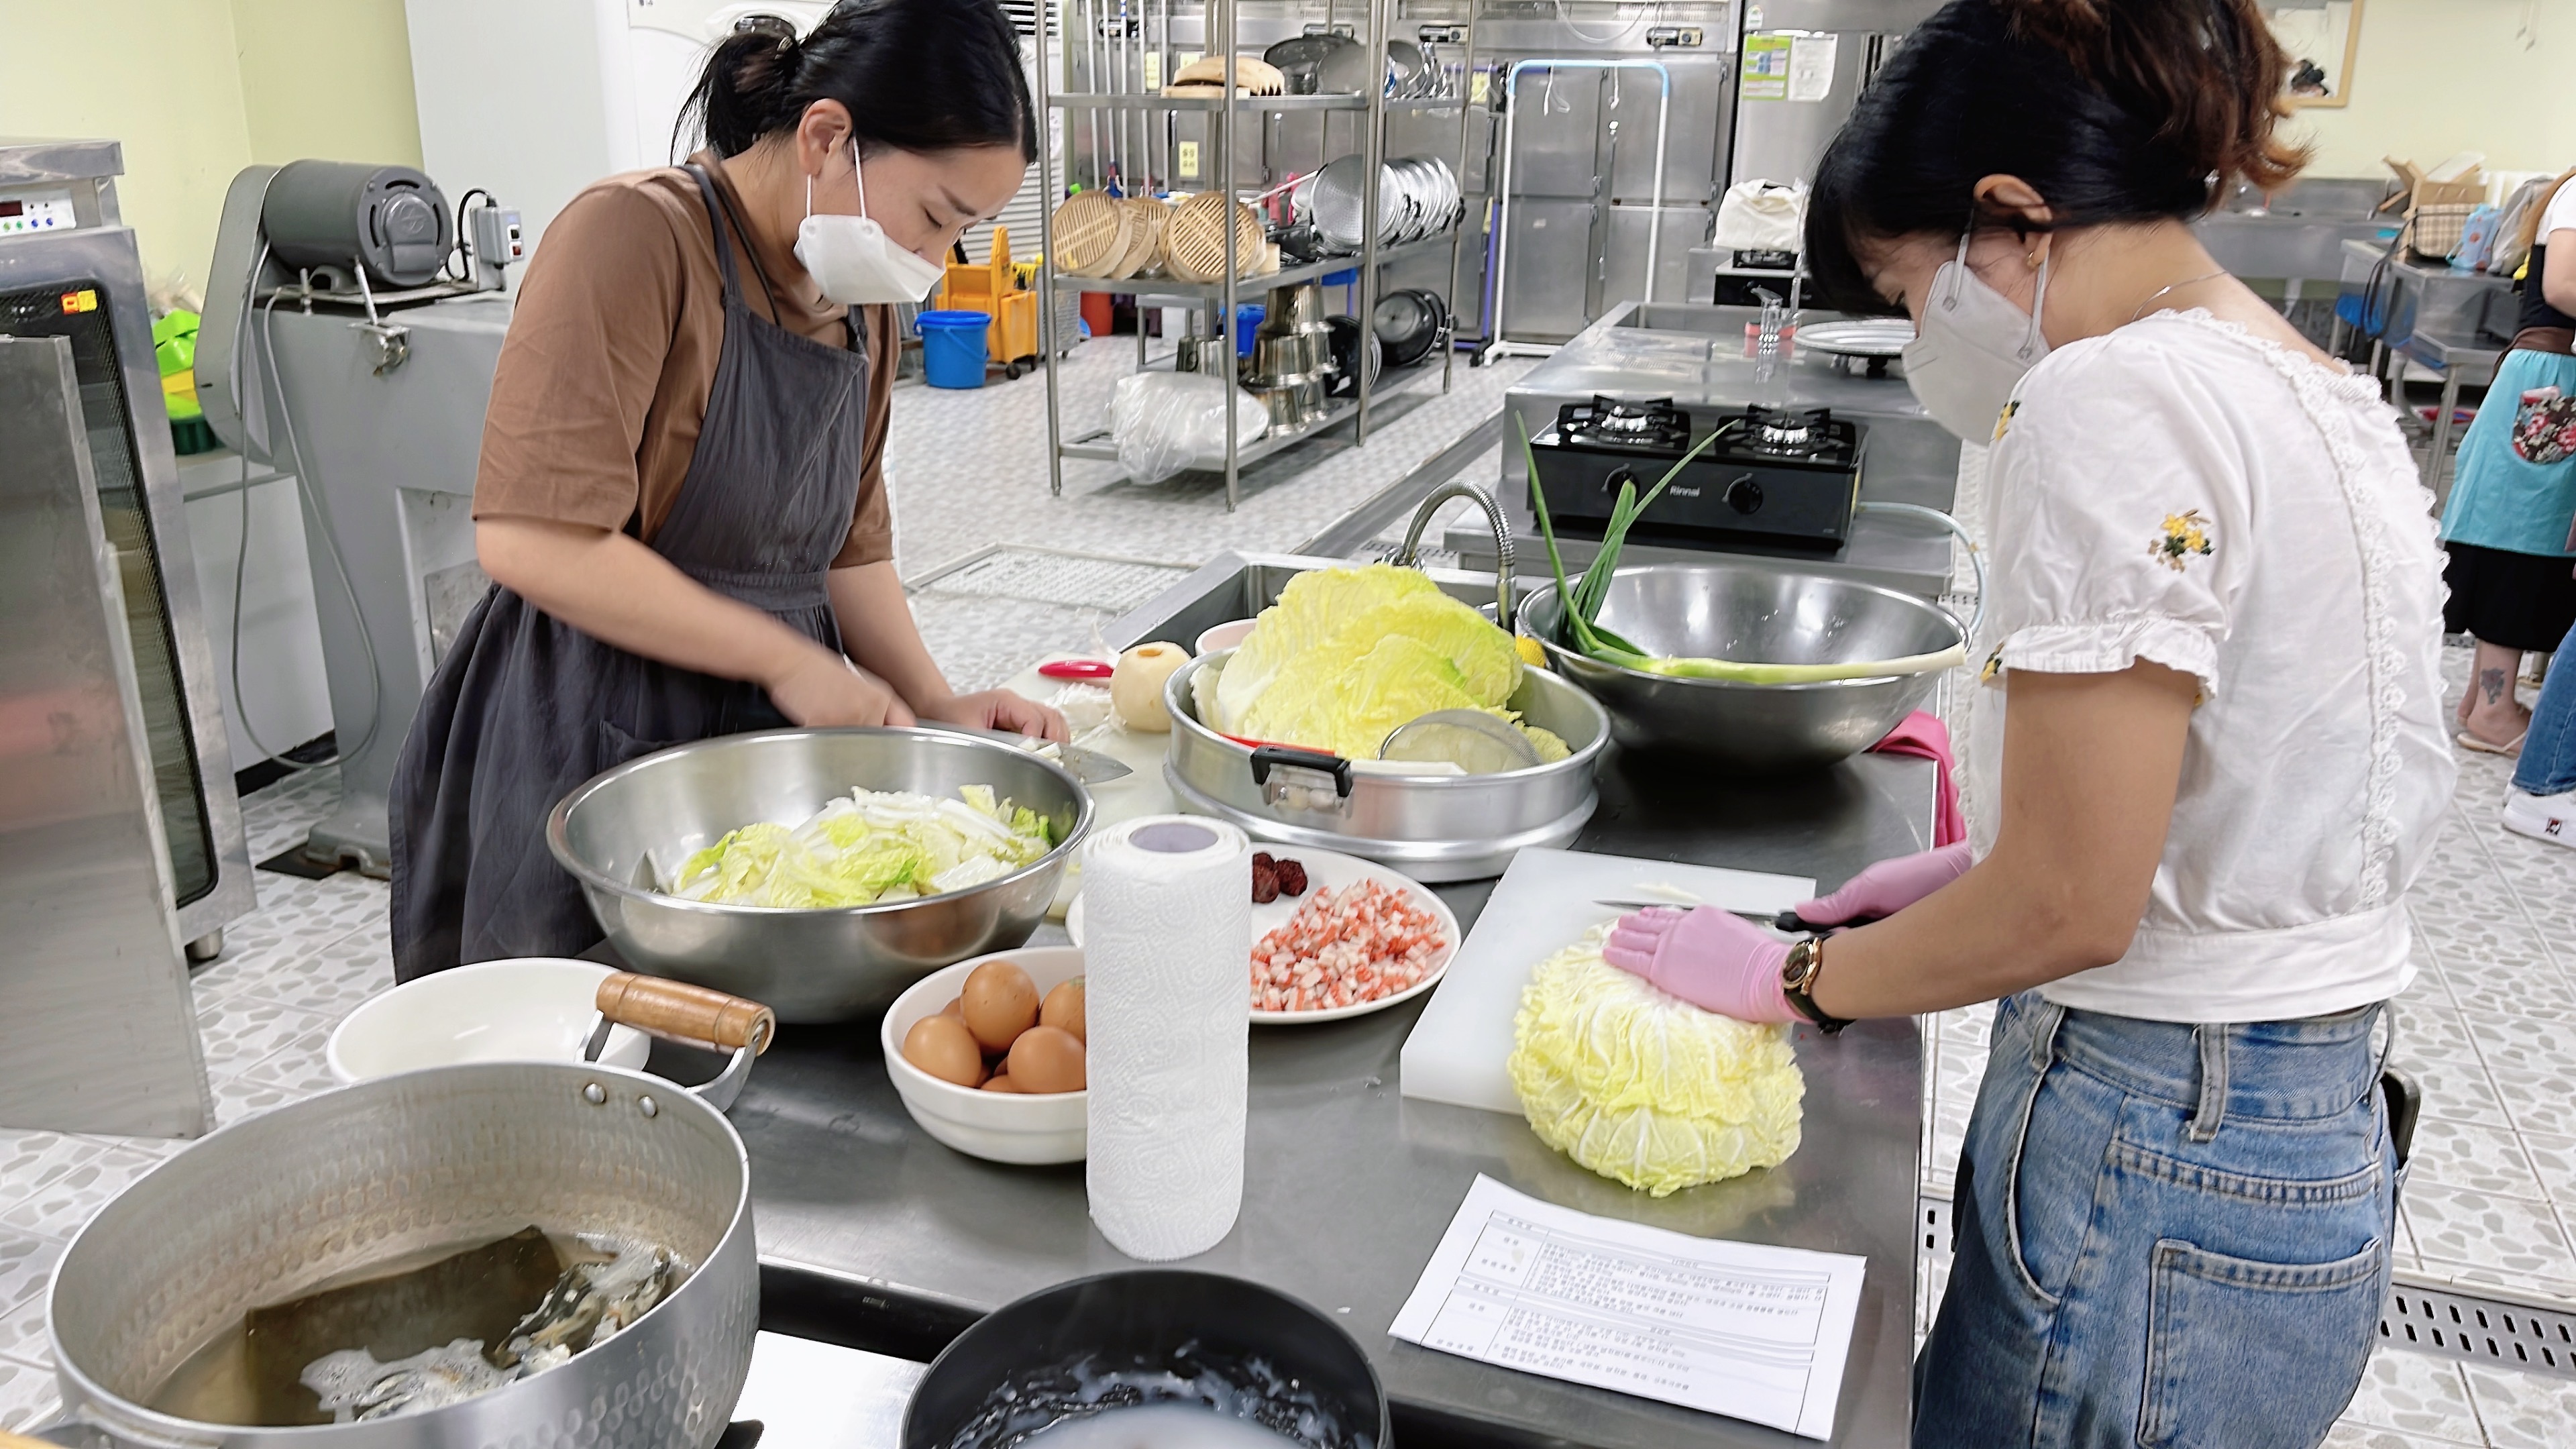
xmin=0 ymin=191 xmax=78 ymax=234
xmin=470 ymin=203 xmax=525 ymax=285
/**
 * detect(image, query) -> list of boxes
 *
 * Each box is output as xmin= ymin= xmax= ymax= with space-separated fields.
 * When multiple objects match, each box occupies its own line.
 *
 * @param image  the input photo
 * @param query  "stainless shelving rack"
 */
xmin=1034 ymin=0 xmax=1483 ymax=510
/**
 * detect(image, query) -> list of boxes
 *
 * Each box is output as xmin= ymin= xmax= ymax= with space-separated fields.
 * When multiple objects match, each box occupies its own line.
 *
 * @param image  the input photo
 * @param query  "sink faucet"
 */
xmin=1395 ymin=479 xmax=1517 ymax=635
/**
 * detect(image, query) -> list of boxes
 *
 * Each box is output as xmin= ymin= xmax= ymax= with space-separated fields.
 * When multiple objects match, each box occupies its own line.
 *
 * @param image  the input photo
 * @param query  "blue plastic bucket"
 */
xmin=1234 ymin=303 xmax=1265 ymax=358
xmin=917 ymin=309 xmax=991 ymax=388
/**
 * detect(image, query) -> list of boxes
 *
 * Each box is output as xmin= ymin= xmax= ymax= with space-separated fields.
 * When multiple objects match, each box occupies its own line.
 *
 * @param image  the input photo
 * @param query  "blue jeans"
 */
xmin=1915 ymin=992 xmax=2395 ymax=1448
xmin=2514 ymin=616 xmax=2576 ymax=796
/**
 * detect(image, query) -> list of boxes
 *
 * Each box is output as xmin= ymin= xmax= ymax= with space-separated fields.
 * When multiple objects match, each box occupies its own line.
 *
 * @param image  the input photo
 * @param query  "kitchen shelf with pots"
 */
xmin=1050 ymin=91 xmax=1373 ymax=111
xmin=1051 ymin=227 xmax=1460 ymax=299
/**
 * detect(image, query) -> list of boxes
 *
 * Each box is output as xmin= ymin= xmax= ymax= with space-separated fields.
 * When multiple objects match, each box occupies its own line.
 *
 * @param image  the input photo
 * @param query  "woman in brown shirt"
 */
xmin=390 ymin=0 xmax=1061 ymax=979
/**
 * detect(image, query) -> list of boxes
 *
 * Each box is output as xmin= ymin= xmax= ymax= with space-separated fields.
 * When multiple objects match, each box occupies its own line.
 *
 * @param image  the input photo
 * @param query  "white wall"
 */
xmin=2286 ymin=0 xmax=2576 ymax=181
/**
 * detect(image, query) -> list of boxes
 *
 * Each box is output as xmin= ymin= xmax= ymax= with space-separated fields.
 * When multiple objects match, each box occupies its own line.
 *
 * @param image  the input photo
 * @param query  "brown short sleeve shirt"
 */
xmin=470 ymin=150 xmax=896 ymax=569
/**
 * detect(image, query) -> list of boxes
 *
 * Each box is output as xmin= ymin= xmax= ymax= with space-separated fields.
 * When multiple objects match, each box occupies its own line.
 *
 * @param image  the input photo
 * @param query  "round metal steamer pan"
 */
xmin=549 ymin=729 xmax=1094 ymax=1024
xmin=1162 ymin=650 xmax=1609 ymax=882
xmin=46 ymin=1059 xmax=757 ymax=1449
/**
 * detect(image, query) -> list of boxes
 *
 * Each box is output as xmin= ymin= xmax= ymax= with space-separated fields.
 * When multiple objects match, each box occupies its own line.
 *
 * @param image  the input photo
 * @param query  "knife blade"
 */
xmin=912 ymin=722 xmax=1134 ymax=784
xmin=1591 ymin=898 xmax=1878 ymax=934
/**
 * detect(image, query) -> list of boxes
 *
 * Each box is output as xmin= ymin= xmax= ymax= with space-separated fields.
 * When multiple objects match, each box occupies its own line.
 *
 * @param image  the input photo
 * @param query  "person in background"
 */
xmin=390 ymin=0 xmax=1066 ymax=981
xmin=1597 ymin=1 xmax=2455 ymax=1444
xmin=2436 ymin=164 xmax=2576 ymax=754
xmin=2504 ymin=615 xmax=2576 ymax=845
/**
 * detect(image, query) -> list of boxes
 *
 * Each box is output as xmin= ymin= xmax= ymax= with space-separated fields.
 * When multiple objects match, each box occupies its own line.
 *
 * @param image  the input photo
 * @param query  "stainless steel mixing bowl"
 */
xmin=1521 ymin=564 xmax=1968 ymax=769
xmin=548 ymin=728 xmax=1093 ymax=1022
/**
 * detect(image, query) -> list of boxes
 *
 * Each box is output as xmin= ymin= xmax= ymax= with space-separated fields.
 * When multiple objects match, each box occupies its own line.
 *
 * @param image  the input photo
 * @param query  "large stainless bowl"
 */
xmin=548 ymin=728 xmax=1092 ymax=1022
xmin=1522 ymin=564 xmax=1968 ymax=769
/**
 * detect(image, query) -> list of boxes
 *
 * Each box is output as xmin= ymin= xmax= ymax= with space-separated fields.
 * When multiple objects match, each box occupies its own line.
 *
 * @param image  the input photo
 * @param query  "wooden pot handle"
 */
xmin=1 ymin=1430 xmax=60 ymax=1449
xmin=596 ymin=972 xmax=775 ymax=1055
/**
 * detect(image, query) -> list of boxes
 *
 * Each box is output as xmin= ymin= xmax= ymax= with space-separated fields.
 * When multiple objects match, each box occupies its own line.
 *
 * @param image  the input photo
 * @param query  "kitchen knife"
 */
xmin=1591 ymin=899 xmax=1880 ymax=934
xmin=912 ymin=720 xmax=1134 ymax=784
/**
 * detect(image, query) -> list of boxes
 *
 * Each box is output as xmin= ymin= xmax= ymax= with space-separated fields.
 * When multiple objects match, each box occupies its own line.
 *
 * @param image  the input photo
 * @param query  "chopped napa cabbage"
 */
xmin=666 ymin=785 xmax=1054 ymax=908
xmin=1507 ymin=928 xmax=1805 ymax=1197
xmin=1215 ymin=566 xmax=1558 ymax=761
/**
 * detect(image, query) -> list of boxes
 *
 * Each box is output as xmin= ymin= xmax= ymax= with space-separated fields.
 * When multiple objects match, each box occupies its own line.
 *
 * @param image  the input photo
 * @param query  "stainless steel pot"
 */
xmin=1521 ymin=564 xmax=1968 ymax=769
xmin=547 ymin=728 xmax=1093 ymax=1022
xmin=44 ymin=979 xmax=767 ymax=1449
xmin=1161 ymin=649 xmax=1608 ymax=881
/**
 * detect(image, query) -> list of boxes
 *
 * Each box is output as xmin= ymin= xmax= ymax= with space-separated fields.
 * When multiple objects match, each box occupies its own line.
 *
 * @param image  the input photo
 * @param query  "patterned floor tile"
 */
xmin=0 ymin=1149 xmax=163 ymax=1242
xmin=2483 ymin=1065 xmax=2576 ymax=1140
xmin=2396 ymin=1053 xmax=2511 ymax=1128
xmin=191 ymin=995 xmax=331 ymax=1079
xmin=2464 ymin=1012 xmax=2576 ymax=1075
xmin=224 ymin=927 xmax=394 ymax=1021
xmin=2324 ymin=1423 xmax=2487 ymax=1449
xmin=2517 ymin=1132 xmax=2576 ymax=1208
xmin=2403 ymin=1181 xmax=2576 ymax=1283
xmin=0 ymin=1134 xmax=104 ymax=1217
xmin=237 ymin=1028 xmax=343 ymax=1099
xmin=0 ymin=1354 xmax=57 ymax=1433
xmin=0 ymin=1236 xmax=62 ymax=1317
xmin=0 ymin=1297 xmax=46 ymax=1363
xmin=2408 ymin=1117 xmax=2552 ymax=1201
xmin=2337 ymin=1349 xmax=2485 ymax=1447
xmin=2461 ymin=1364 xmax=2576 ymax=1449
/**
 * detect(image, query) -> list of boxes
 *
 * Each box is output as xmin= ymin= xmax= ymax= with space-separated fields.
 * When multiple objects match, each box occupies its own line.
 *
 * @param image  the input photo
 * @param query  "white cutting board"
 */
xmin=1399 ymin=848 xmax=1815 ymax=1115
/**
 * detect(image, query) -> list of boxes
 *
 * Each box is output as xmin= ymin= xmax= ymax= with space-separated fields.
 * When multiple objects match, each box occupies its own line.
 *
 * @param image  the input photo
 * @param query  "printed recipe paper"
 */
xmin=1390 ymin=1175 xmax=1866 ymax=1440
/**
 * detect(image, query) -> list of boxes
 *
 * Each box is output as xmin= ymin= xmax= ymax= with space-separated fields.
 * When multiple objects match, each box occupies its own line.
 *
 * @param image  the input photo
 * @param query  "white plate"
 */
xmin=1795 ymin=317 xmax=1915 ymax=358
xmin=1067 ymin=846 xmax=1459 ymax=1024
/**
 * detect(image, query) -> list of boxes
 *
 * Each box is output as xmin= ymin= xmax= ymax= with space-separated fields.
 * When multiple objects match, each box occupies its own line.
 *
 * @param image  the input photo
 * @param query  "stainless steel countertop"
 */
xmin=1469 ymin=303 xmax=1964 ymax=600
xmin=720 ymin=745 xmax=1935 ymax=1449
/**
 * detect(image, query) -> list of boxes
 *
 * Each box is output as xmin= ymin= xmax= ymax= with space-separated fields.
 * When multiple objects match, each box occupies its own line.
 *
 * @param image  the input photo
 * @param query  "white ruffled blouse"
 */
xmin=1966 ymin=311 xmax=2456 ymax=1023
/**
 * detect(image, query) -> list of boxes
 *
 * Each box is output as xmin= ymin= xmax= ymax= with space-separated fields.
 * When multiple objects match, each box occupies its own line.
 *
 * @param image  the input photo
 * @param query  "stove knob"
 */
xmin=1604 ymin=464 xmax=1638 ymax=495
xmin=1725 ymin=475 xmax=1764 ymax=515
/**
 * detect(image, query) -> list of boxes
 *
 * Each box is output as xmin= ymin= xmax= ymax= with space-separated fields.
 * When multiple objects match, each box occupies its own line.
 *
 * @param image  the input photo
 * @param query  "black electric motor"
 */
xmin=260 ymin=160 xmax=452 ymax=288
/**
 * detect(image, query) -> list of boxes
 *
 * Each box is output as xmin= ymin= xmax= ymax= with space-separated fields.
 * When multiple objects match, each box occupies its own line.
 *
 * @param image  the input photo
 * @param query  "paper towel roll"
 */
xmin=1083 ymin=815 xmax=1252 ymax=1260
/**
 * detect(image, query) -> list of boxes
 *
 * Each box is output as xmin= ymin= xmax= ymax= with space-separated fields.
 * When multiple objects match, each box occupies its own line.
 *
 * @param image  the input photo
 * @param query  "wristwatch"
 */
xmin=1781 ymin=936 xmax=1851 ymax=1035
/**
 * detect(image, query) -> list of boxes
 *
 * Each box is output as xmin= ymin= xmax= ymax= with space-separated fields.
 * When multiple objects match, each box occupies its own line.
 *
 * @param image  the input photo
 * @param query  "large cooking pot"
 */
xmin=548 ymin=727 xmax=1093 ymax=1022
xmin=901 ymin=1271 xmax=1385 ymax=1449
xmin=1163 ymin=647 xmax=1609 ymax=881
xmin=42 ymin=977 xmax=769 ymax=1449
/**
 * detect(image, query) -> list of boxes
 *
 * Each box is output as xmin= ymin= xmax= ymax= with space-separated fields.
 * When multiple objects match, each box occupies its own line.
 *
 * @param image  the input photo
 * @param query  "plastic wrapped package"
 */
xmin=1507 ymin=928 xmax=1804 ymax=1197
xmin=1108 ymin=372 xmax=1270 ymax=484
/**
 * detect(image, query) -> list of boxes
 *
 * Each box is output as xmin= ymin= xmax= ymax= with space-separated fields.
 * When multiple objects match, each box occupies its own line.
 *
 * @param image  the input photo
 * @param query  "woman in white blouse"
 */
xmin=1598 ymin=2 xmax=2455 ymax=1444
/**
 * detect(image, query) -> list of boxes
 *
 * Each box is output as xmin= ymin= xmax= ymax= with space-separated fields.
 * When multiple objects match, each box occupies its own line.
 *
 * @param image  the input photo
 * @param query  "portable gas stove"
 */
xmin=1527 ymin=397 xmax=1865 ymax=549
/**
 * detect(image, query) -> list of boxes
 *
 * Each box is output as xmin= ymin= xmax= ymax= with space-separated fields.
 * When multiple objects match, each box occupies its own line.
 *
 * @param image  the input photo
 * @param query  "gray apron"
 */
xmin=390 ymin=165 xmax=869 ymax=981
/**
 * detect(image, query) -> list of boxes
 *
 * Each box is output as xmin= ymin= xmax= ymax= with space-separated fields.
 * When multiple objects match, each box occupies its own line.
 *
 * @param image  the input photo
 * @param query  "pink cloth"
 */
xmin=1870 ymin=710 xmax=1966 ymax=848
xmin=1603 ymin=906 xmax=1799 ymax=1024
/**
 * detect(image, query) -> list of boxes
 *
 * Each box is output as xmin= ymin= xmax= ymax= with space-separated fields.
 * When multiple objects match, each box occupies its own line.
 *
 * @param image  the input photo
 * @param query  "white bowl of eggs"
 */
xmin=882 ymin=947 xmax=1087 ymax=1164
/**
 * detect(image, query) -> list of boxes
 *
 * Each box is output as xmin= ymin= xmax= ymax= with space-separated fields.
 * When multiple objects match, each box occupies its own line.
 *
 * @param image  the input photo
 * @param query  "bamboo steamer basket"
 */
xmin=1163 ymin=54 xmax=1286 ymax=95
xmin=1049 ymin=191 xmax=1132 ymax=278
xmin=1106 ymin=197 xmax=1169 ymax=280
xmin=1162 ymin=193 xmax=1267 ymax=283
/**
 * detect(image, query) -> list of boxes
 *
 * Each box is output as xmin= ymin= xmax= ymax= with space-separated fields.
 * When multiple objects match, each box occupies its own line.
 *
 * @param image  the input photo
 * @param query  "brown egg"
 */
xmin=980 ymin=1073 xmax=1020 ymax=1093
xmin=902 ymin=1015 xmax=985 ymax=1087
xmin=1040 ymin=977 xmax=1086 ymax=1042
xmin=938 ymin=997 xmax=963 ymax=1018
xmin=1006 ymin=1025 xmax=1087 ymax=1094
xmin=960 ymin=960 xmax=1040 ymax=1052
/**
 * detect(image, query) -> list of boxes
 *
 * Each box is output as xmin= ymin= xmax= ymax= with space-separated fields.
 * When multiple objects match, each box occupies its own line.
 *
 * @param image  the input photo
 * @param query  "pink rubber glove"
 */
xmin=1794 ymin=842 xmax=1974 ymax=926
xmin=1603 ymin=907 xmax=1797 ymax=1024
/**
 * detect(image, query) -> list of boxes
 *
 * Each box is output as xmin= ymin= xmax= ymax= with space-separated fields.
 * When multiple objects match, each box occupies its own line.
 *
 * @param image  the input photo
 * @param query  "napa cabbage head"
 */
xmin=1215 ymin=566 xmax=1528 ymax=758
xmin=1507 ymin=928 xmax=1804 ymax=1197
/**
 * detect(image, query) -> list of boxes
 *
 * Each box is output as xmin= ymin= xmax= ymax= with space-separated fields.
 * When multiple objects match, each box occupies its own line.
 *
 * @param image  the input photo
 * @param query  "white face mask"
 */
xmin=793 ymin=144 xmax=947 ymax=305
xmin=1901 ymin=229 xmax=2051 ymax=443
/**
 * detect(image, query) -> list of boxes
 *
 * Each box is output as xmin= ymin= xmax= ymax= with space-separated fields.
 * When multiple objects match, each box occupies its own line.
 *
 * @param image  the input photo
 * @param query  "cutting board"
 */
xmin=1398 ymin=848 xmax=1815 ymax=1116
